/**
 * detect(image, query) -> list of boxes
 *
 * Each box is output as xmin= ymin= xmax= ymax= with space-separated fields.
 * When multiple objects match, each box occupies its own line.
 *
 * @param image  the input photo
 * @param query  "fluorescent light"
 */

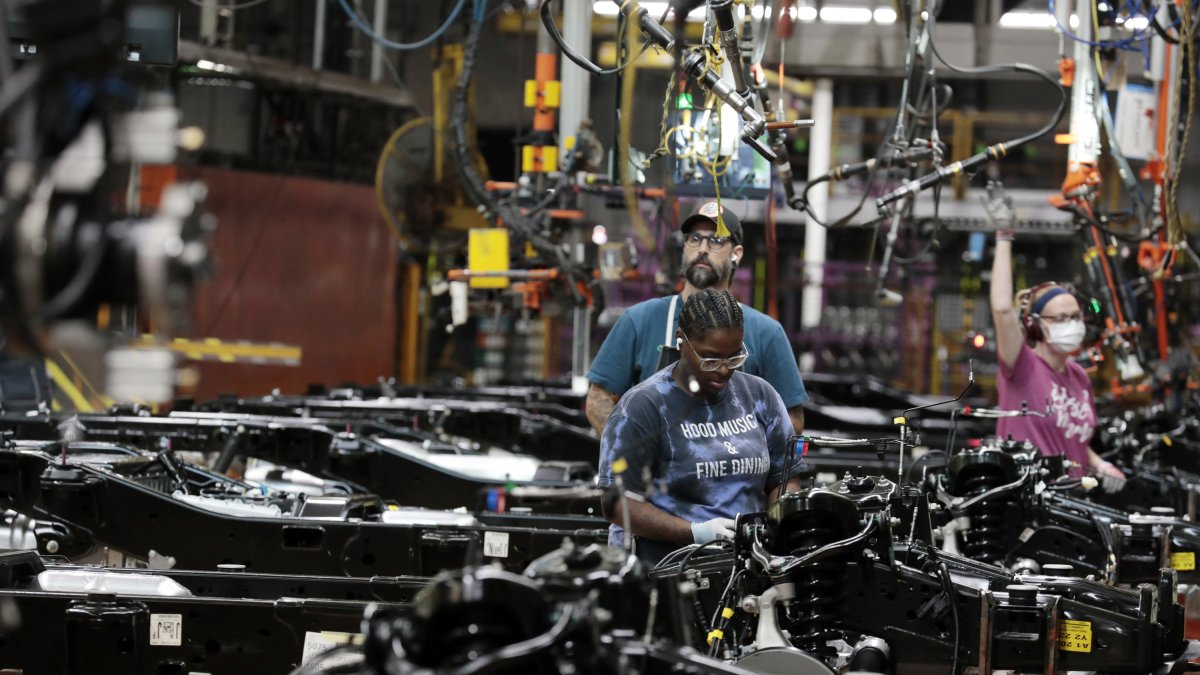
xmin=796 ymin=6 xmax=817 ymax=21
xmin=1123 ymin=16 xmax=1149 ymax=30
xmin=999 ymin=11 xmax=1056 ymax=29
xmin=594 ymin=1 xmax=702 ymax=19
xmin=873 ymin=7 xmax=897 ymax=24
xmin=195 ymin=58 xmax=237 ymax=74
xmin=819 ymin=6 xmax=872 ymax=23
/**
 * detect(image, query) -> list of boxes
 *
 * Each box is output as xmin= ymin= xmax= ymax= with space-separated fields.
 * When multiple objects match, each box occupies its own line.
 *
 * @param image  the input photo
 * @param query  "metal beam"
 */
xmin=179 ymin=40 xmax=419 ymax=110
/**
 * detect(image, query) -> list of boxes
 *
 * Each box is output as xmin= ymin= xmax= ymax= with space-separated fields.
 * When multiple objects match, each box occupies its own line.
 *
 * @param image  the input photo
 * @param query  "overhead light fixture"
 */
xmin=873 ymin=7 xmax=897 ymax=24
xmin=819 ymin=6 xmax=872 ymax=24
xmin=1123 ymin=16 xmax=1149 ymax=30
xmin=998 ymin=10 xmax=1056 ymax=29
xmin=593 ymin=1 xmax=703 ymax=19
xmin=195 ymin=59 xmax=237 ymax=74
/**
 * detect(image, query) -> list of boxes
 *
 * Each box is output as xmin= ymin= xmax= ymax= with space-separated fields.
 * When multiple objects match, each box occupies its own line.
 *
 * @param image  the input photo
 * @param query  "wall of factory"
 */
xmin=184 ymin=167 xmax=398 ymax=399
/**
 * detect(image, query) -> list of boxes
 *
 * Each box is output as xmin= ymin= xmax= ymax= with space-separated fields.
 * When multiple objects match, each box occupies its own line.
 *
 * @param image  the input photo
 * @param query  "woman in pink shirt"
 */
xmin=986 ymin=183 xmax=1125 ymax=482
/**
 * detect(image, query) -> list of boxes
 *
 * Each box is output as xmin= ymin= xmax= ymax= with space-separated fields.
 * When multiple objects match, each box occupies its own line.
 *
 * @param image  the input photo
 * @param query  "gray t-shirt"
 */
xmin=598 ymin=365 xmax=800 ymax=564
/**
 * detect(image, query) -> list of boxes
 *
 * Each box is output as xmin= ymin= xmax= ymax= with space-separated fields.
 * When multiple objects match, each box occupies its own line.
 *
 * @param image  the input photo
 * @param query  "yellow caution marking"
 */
xmin=44 ymin=359 xmax=95 ymax=413
xmin=138 ymin=337 xmax=302 ymax=365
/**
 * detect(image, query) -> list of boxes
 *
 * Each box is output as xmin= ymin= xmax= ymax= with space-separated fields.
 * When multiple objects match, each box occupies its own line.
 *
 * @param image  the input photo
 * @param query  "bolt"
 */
xmin=44 ymin=539 xmax=59 ymax=554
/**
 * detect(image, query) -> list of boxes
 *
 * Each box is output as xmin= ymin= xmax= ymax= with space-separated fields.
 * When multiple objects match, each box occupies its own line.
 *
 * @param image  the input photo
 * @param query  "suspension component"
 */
xmin=947 ymin=450 xmax=1021 ymax=566
xmin=767 ymin=489 xmax=859 ymax=657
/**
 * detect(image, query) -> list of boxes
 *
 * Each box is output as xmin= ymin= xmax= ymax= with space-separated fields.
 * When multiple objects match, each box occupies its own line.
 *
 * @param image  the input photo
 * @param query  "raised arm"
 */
xmin=986 ymin=182 xmax=1023 ymax=370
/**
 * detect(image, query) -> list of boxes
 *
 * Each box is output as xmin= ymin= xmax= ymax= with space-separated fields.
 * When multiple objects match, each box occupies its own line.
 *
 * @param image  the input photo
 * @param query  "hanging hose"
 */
xmin=450 ymin=0 xmax=588 ymax=305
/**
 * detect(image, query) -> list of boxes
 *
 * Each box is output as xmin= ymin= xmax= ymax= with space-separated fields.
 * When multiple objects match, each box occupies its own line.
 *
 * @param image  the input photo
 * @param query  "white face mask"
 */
xmin=1044 ymin=320 xmax=1086 ymax=353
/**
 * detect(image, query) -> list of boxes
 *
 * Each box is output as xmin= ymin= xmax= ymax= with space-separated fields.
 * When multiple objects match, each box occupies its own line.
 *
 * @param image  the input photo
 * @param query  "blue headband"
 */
xmin=1030 ymin=287 xmax=1068 ymax=316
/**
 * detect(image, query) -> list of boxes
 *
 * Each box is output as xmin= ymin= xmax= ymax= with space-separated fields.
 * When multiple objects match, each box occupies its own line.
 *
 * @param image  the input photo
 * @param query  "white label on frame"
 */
xmin=483 ymin=531 xmax=510 ymax=558
xmin=150 ymin=613 xmax=182 ymax=646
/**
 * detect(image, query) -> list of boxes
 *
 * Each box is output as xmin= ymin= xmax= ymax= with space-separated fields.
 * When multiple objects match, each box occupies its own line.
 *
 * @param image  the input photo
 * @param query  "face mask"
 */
xmin=1045 ymin=320 xmax=1086 ymax=353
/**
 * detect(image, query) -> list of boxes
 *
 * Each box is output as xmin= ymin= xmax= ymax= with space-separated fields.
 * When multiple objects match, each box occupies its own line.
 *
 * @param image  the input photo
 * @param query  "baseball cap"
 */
xmin=680 ymin=201 xmax=742 ymax=245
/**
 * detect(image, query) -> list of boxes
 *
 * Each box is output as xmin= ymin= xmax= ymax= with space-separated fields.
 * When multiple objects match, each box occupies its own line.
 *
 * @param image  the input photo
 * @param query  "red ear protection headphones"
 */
xmin=1018 ymin=282 xmax=1079 ymax=345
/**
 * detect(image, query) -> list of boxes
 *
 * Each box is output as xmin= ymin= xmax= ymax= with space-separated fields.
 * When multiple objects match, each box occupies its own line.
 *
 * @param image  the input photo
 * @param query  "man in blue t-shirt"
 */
xmin=585 ymin=201 xmax=808 ymax=435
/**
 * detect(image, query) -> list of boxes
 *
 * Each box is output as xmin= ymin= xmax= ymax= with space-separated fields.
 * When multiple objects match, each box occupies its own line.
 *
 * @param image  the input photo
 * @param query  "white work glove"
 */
xmin=691 ymin=517 xmax=736 ymax=544
xmin=1093 ymin=460 xmax=1127 ymax=493
xmin=981 ymin=180 xmax=1016 ymax=231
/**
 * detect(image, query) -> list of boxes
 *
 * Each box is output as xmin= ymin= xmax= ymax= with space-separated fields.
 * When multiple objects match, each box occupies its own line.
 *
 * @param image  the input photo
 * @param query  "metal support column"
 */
xmin=200 ymin=0 xmax=220 ymax=45
xmin=1067 ymin=0 xmax=1100 ymax=166
xmin=571 ymin=245 xmax=591 ymax=394
xmin=398 ymin=261 xmax=422 ymax=384
xmin=559 ymin=0 xmax=593 ymax=158
xmin=370 ymin=0 xmax=388 ymax=83
xmin=313 ymin=0 xmax=326 ymax=71
xmin=799 ymin=78 xmax=833 ymax=373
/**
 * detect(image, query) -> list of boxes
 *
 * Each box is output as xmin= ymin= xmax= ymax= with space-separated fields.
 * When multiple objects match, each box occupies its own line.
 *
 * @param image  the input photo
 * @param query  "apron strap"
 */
xmin=664 ymin=295 xmax=679 ymax=347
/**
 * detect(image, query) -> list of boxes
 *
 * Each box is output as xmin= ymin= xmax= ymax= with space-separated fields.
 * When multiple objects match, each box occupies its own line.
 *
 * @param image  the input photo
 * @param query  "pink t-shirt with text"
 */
xmin=996 ymin=342 xmax=1096 ymax=477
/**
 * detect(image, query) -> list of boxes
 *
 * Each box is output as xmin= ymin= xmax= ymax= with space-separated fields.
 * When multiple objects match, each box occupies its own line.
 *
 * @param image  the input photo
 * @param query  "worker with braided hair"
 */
xmin=598 ymin=288 xmax=804 ymax=565
xmin=585 ymin=201 xmax=808 ymax=436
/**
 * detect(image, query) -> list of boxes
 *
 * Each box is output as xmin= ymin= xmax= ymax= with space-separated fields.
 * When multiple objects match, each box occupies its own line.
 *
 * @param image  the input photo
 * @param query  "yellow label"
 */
xmin=467 ymin=229 xmax=510 ymax=289
xmin=1171 ymin=551 xmax=1196 ymax=571
xmin=1163 ymin=435 xmax=1174 ymax=447
xmin=612 ymin=457 xmax=628 ymax=474
xmin=543 ymin=80 xmax=561 ymax=108
xmin=542 ymin=145 xmax=558 ymax=171
xmin=522 ymin=145 xmax=558 ymax=173
xmin=1058 ymin=619 xmax=1092 ymax=653
xmin=523 ymin=80 xmax=538 ymax=107
xmin=893 ymin=416 xmax=907 ymax=425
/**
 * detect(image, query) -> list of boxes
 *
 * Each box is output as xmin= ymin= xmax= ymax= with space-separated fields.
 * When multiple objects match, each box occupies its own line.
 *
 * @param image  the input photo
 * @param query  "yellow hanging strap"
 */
xmin=698 ymin=37 xmax=733 ymax=238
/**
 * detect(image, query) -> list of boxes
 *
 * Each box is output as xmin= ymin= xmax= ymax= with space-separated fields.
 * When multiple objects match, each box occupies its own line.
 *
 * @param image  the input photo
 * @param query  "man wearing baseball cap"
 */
xmin=584 ymin=200 xmax=808 ymax=435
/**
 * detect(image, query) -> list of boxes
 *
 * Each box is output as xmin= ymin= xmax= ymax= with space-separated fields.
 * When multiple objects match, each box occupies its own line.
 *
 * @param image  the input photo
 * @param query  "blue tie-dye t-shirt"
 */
xmin=598 ymin=365 xmax=800 ymax=564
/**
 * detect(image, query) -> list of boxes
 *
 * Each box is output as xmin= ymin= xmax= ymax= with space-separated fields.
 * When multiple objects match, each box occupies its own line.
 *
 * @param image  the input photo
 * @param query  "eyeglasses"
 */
xmin=683 ymin=232 xmax=731 ymax=250
xmin=681 ymin=333 xmax=750 ymax=371
xmin=1039 ymin=312 xmax=1084 ymax=324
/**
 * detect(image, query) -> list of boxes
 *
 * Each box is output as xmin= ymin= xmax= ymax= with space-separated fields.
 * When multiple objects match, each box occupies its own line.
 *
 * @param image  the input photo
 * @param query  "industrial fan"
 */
xmin=375 ymin=116 xmax=480 ymax=254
